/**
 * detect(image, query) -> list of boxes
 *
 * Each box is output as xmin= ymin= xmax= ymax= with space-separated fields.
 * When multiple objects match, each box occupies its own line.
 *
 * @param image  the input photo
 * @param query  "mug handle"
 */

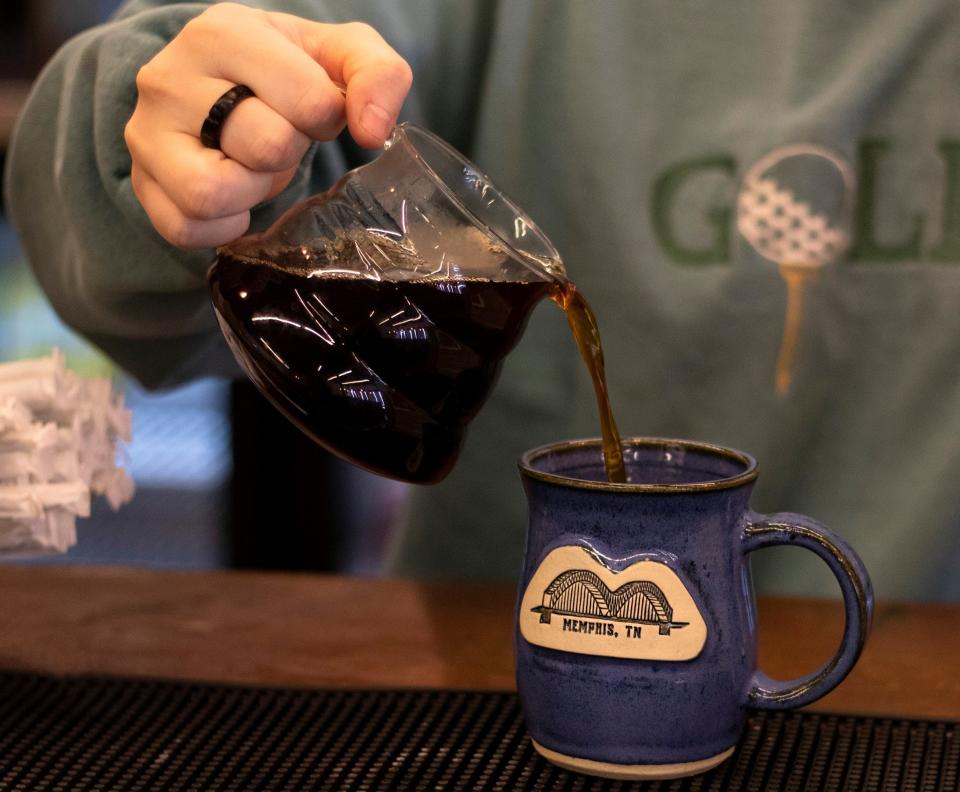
xmin=741 ymin=511 xmax=874 ymax=710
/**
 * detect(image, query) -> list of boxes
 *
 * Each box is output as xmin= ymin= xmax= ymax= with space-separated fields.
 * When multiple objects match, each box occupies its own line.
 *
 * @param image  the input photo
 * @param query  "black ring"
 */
xmin=200 ymin=85 xmax=256 ymax=150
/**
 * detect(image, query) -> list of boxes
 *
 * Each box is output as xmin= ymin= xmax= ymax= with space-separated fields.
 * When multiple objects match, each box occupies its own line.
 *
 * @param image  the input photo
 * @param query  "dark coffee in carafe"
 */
xmin=210 ymin=253 xmax=553 ymax=483
xmin=210 ymin=247 xmax=625 ymax=484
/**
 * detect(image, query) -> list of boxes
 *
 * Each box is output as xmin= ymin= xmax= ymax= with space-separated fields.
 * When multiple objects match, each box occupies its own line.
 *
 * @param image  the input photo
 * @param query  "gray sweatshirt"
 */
xmin=7 ymin=0 xmax=960 ymax=599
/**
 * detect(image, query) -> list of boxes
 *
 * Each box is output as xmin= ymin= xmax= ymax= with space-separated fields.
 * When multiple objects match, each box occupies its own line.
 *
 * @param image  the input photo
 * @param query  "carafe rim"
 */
xmin=387 ymin=122 xmax=565 ymax=282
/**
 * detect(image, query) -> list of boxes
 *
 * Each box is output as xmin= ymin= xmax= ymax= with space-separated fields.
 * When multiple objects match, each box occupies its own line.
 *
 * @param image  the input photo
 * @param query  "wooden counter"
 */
xmin=0 ymin=565 xmax=956 ymax=720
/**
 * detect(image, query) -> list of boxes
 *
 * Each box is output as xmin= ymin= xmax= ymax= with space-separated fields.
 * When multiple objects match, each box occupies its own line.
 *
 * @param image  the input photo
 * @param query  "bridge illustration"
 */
xmin=531 ymin=569 xmax=688 ymax=635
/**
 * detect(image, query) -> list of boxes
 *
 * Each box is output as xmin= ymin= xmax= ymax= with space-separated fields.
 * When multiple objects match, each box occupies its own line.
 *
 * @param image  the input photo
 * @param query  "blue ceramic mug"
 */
xmin=515 ymin=437 xmax=873 ymax=781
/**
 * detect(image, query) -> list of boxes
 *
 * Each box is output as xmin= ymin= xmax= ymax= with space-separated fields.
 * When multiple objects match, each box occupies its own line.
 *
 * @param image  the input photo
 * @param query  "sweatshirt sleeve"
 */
xmin=4 ymin=0 xmax=494 ymax=390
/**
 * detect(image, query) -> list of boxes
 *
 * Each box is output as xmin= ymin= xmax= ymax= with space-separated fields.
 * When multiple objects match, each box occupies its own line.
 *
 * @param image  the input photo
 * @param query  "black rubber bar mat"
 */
xmin=0 ymin=672 xmax=957 ymax=791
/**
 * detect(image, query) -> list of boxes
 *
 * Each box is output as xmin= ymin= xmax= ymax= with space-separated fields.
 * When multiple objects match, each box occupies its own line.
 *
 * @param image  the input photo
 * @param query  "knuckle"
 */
xmin=383 ymin=57 xmax=413 ymax=92
xmin=182 ymin=172 xmax=227 ymax=219
xmin=180 ymin=12 xmax=207 ymax=38
xmin=188 ymin=3 xmax=267 ymax=40
xmin=134 ymin=57 xmax=181 ymax=105
xmin=345 ymin=21 xmax=378 ymax=39
xmin=122 ymin=118 xmax=139 ymax=153
xmin=134 ymin=62 xmax=162 ymax=96
xmin=248 ymin=7 xmax=272 ymax=26
xmin=250 ymin=126 xmax=302 ymax=170
xmin=195 ymin=2 xmax=244 ymax=27
xmin=123 ymin=117 xmax=152 ymax=166
xmin=184 ymin=5 xmax=231 ymax=40
xmin=164 ymin=215 xmax=200 ymax=249
xmin=293 ymin=87 xmax=342 ymax=135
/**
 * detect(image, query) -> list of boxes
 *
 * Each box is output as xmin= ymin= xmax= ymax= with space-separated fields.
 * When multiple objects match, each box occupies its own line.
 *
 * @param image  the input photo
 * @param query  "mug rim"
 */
xmin=519 ymin=437 xmax=759 ymax=493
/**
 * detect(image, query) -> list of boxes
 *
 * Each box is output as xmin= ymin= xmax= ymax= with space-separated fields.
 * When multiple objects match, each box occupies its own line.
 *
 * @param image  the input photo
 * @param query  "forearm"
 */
xmin=4 ymin=0 xmax=485 ymax=389
xmin=4 ymin=3 xmax=335 ymax=387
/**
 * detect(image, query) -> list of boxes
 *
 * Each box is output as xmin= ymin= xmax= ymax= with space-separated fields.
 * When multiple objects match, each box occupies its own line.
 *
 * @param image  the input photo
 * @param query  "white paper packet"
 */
xmin=0 ymin=349 xmax=134 ymax=556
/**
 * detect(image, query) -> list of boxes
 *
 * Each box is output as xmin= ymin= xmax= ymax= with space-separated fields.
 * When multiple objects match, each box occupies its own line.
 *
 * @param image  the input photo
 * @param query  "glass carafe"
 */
xmin=209 ymin=123 xmax=564 ymax=484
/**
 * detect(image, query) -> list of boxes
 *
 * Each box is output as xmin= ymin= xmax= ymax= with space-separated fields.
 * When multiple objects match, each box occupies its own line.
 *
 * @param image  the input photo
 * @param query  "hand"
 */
xmin=125 ymin=3 xmax=413 ymax=249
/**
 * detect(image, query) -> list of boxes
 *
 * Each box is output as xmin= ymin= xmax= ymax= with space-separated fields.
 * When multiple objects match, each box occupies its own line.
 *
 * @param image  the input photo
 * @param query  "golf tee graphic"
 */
xmin=737 ymin=145 xmax=856 ymax=394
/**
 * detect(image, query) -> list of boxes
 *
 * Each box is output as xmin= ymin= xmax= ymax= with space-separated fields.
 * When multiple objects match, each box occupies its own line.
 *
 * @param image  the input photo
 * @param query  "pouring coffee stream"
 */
xmin=550 ymin=282 xmax=626 ymax=482
xmin=209 ymin=124 xmax=626 ymax=484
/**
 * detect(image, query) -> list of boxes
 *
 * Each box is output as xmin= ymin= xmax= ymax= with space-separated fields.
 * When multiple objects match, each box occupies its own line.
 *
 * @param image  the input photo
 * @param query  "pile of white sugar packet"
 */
xmin=0 ymin=349 xmax=134 ymax=555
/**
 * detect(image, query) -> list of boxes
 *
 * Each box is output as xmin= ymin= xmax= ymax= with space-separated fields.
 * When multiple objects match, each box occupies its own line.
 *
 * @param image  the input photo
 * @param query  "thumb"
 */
xmin=269 ymin=15 xmax=413 ymax=148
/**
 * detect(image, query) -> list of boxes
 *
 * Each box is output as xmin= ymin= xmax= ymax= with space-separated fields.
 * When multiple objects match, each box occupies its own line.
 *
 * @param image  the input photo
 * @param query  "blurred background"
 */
xmin=0 ymin=0 xmax=404 ymax=574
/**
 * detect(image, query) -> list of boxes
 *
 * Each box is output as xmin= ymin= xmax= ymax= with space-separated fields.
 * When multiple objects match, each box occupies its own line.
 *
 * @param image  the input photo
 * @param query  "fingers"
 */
xmin=341 ymin=49 xmax=413 ymax=148
xmin=179 ymin=6 xmax=412 ymax=148
xmin=145 ymin=5 xmax=412 ymax=150
xmin=131 ymin=164 xmax=250 ymax=249
xmin=126 ymin=123 xmax=275 ymax=218
xmin=264 ymin=16 xmax=413 ymax=148
xmin=125 ymin=4 xmax=414 ymax=250
xmin=134 ymin=64 xmax=314 ymax=176
xmin=182 ymin=7 xmax=348 ymax=141
xmin=128 ymin=143 xmax=297 ymax=248
xmin=219 ymin=95 xmax=312 ymax=172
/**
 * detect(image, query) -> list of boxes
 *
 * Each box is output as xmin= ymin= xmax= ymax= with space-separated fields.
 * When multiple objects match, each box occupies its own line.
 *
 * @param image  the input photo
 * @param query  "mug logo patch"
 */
xmin=533 ymin=571 xmax=687 ymax=635
xmin=519 ymin=546 xmax=707 ymax=661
